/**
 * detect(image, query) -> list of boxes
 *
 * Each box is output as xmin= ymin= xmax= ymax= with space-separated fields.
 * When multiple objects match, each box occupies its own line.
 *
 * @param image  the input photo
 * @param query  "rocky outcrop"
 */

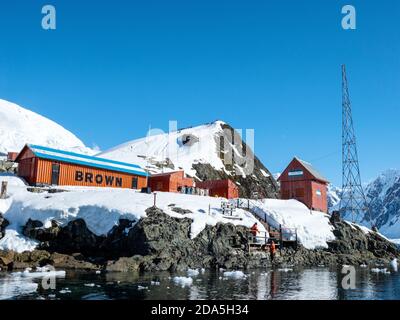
xmin=274 ymin=216 xmax=399 ymax=267
xmin=0 ymin=250 xmax=100 ymax=271
xmin=9 ymin=206 xmax=400 ymax=272
xmin=19 ymin=207 xmax=269 ymax=271
xmin=0 ymin=160 xmax=16 ymax=173
xmin=0 ymin=213 xmax=9 ymax=239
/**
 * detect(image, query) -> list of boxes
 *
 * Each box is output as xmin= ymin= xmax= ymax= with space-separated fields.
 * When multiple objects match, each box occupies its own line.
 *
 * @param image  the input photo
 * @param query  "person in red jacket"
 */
xmin=250 ymin=223 xmax=259 ymax=237
xmin=270 ymin=240 xmax=277 ymax=262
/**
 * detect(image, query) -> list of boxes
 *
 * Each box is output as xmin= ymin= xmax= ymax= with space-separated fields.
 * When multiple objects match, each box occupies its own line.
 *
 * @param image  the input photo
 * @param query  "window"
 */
xmin=131 ymin=177 xmax=138 ymax=189
xmin=316 ymin=189 xmax=322 ymax=196
xmin=288 ymin=170 xmax=304 ymax=177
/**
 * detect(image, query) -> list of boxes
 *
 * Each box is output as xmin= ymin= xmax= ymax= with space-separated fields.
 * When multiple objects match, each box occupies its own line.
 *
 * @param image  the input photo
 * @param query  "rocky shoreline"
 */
xmin=0 ymin=207 xmax=399 ymax=273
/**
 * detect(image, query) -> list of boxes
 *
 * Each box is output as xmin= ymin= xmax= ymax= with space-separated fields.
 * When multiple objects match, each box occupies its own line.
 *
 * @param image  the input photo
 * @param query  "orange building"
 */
xmin=278 ymin=157 xmax=329 ymax=213
xmin=15 ymin=144 xmax=148 ymax=189
xmin=148 ymin=171 xmax=194 ymax=193
xmin=196 ymin=179 xmax=239 ymax=199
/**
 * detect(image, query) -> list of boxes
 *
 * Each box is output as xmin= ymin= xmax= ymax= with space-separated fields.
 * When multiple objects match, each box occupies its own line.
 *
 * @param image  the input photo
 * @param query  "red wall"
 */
xmin=196 ymin=179 xmax=239 ymax=199
xmin=279 ymin=158 xmax=328 ymax=212
xmin=148 ymin=171 xmax=194 ymax=193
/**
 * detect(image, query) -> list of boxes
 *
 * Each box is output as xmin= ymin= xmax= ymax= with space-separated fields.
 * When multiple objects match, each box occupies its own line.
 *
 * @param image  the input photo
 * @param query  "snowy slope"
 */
xmin=0 ymin=174 xmax=265 ymax=253
xmin=249 ymin=199 xmax=335 ymax=249
xmin=98 ymin=121 xmax=227 ymax=177
xmin=0 ymin=99 xmax=93 ymax=155
xmin=98 ymin=120 xmax=279 ymax=198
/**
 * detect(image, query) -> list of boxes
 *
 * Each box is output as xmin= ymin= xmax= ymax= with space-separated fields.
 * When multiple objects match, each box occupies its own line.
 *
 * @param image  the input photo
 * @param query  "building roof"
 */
xmin=17 ymin=144 xmax=148 ymax=177
xmin=149 ymin=170 xmax=184 ymax=177
xmin=294 ymin=157 xmax=329 ymax=183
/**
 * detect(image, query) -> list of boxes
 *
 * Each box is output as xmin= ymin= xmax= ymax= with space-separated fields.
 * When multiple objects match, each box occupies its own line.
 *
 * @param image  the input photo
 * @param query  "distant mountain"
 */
xmin=327 ymin=184 xmax=342 ymax=211
xmin=0 ymin=99 xmax=94 ymax=156
xmin=328 ymin=170 xmax=400 ymax=239
xmin=99 ymin=120 xmax=279 ymax=198
xmin=364 ymin=170 xmax=400 ymax=238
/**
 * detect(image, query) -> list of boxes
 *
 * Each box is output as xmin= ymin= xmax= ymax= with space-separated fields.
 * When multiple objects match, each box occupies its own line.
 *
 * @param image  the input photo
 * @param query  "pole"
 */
xmin=0 ymin=181 xmax=8 ymax=199
xmin=153 ymin=193 xmax=157 ymax=207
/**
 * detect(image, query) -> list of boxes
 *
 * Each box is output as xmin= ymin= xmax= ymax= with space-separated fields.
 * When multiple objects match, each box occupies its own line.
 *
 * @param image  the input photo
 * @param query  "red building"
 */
xmin=15 ymin=144 xmax=148 ymax=189
xmin=148 ymin=171 xmax=194 ymax=193
xmin=7 ymin=152 xmax=18 ymax=162
xmin=278 ymin=157 xmax=329 ymax=213
xmin=196 ymin=179 xmax=239 ymax=199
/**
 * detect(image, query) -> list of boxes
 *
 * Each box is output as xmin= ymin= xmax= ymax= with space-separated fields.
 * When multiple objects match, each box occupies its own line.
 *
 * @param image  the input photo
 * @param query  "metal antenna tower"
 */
xmin=339 ymin=65 xmax=368 ymax=223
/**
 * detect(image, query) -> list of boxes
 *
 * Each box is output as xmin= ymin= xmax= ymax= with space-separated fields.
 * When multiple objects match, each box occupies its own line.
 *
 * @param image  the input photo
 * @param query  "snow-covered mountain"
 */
xmin=328 ymin=170 xmax=400 ymax=238
xmin=99 ymin=120 xmax=279 ymax=198
xmin=0 ymin=99 xmax=93 ymax=156
xmin=364 ymin=169 xmax=400 ymax=238
xmin=327 ymin=184 xmax=342 ymax=211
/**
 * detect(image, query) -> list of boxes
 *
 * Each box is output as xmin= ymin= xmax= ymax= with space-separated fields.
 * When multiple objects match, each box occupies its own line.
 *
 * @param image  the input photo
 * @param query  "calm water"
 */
xmin=1 ymin=266 xmax=400 ymax=300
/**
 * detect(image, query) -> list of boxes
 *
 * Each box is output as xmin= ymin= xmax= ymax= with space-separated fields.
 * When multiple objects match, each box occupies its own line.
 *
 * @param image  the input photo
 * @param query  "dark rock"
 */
xmin=171 ymin=207 xmax=192 ymax=214
xmin=330 ymin=211 xmax=341 ymax=223
xmin=106 ymin=255 xmax=145 ymax=272
xmin=50 ymin=252 xmax=99 ymax=270
xmin=0 ymin=213 xmax=9 ymax=239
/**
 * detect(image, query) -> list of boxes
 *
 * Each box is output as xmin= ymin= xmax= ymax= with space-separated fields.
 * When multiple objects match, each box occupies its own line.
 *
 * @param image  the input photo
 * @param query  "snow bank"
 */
xmin=0 ymin=175 xmax=264 ymax=252
xmin=249 ymin=199 xmax=335 ymax=249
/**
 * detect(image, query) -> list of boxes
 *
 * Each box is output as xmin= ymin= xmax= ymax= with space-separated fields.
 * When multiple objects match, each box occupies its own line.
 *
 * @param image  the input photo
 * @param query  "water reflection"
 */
xmin=2 ymin=266 xmax=400 ymax=300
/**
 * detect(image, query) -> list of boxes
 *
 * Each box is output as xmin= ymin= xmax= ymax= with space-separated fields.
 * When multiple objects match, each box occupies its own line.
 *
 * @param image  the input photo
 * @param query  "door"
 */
xmin=131 ymin=176 xmax=138 ymax=189
xmin=51 ymin=163 xmax=60 ymax=185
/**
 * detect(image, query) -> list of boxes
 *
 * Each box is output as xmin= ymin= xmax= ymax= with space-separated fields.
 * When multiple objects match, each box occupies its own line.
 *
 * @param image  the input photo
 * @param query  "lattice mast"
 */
xmin=339 ymin=65 xmax=368 ymax=223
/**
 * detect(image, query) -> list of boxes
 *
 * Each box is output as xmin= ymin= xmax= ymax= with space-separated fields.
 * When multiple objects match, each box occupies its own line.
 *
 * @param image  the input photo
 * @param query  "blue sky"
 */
xmin=0 ymin=0 xmax=399 ymax=185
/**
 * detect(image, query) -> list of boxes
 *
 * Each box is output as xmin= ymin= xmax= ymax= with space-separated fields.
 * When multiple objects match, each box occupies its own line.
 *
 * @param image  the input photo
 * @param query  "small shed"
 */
xmin=7 ymin=152 xmax=18 ymax=162
xmin=148 ymin=171 xmax=194 ymax=193
xmin=278 ymin=157 xmax=329 ymax=213
xmin=15 ymin=144 xmax=148 ymax=189
xmin=196 ymin=179 xmax=239 ymax=199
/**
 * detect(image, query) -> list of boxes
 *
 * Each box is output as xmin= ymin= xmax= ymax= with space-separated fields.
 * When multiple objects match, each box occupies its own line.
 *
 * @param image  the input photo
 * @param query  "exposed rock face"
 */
xmin=192 ymin=123 xmax=280 ymax=199
xmin=0 ymin=213 xmax=9 ymax=239
xmin=0 ymin=250 xmax=99 ymax=271
xmin=20 ymin=207 xmax=269 ymax=271
xmin=275 ymin=216 xmax=399 ymax=267
xmin=0 ymin=160 xmax=16 ymax=173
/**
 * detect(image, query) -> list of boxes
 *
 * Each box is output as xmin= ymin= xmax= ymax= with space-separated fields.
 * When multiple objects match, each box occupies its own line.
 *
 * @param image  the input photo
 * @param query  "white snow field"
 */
xmin=248 ymin=199 xmax=336 ymax=249
xmin=0 ymin=98 xmax=94 ymax=155
xmin=98 ymin=121 xmax=232 ymax=177
xmin=0 ymin=174 xmax=265 ymax=253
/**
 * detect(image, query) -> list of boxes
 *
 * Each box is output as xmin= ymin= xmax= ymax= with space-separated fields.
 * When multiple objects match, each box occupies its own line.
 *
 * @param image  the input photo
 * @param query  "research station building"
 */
xmin=278 ymin=157 xmax=329 ymax=213
xmin=15 ymin=144 xmax=148 ymax=189
xmin=148 ymin=170 xmax=194 ymax=193
xmin=196 ymin=179 xmax=239 ymax=199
